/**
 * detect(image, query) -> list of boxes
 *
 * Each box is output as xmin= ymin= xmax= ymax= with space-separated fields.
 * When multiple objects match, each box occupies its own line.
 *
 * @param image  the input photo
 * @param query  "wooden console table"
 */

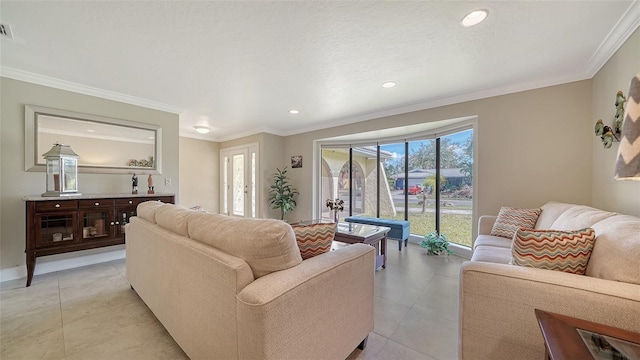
xmin=334 ymin=222 xmax=390 ymax=269
xmin=23 ymin=193 xmax=174 ymax=287
xmin=535 ymin=309 xmax=640 ymax=360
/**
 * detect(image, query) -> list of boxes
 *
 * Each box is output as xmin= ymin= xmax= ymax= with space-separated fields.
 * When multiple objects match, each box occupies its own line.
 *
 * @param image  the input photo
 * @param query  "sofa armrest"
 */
xmin=459 ymin=261 xmax=640 ymax=360
xmin=236 ymin=244 xmax=375 ymax=360
xmin=478 ymin=215 xmax=497 ymax=236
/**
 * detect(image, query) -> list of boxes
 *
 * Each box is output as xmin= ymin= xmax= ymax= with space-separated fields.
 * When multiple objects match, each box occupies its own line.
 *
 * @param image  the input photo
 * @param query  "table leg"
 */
xmin=26 ymin=252 xmax=36 ymax=287
xmin=381 ymin=234 xmax=387 ymax=268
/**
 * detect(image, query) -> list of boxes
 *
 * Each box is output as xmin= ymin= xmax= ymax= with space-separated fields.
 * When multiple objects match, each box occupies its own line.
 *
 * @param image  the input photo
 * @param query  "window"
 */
xmin=319 ymin=126 xmax=474 ymax=247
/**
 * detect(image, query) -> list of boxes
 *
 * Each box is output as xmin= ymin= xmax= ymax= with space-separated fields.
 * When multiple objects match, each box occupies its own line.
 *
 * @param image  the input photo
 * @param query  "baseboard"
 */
xmin=0 ymin=245 xmax=126 ymax=283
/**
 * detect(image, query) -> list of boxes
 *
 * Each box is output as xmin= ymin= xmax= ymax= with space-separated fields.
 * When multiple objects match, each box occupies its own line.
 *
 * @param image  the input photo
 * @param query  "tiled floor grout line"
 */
xmin=56 ymin=275 xmax=68 ymax=360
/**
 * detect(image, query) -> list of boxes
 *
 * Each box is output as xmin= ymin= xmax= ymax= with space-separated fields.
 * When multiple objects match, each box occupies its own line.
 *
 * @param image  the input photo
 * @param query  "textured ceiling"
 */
xmin=1 ymin=1 xmax=639 ymax=141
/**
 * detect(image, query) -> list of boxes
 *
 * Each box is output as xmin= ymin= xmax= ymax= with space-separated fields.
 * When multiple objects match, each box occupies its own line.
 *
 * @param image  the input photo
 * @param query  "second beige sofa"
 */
xmin=459 ymin=201 xmax=640 ymax=359
xmin=126 ymin=202 xmax=375 ymax=360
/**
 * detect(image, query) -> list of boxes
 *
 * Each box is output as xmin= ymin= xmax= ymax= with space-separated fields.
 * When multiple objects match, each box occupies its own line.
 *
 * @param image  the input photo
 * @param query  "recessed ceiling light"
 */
xmin=194 ymin=126 xmax=210 ymax=134
xmin=289 ymin=109 xmax=299 ymax=114
xmin=461 ymin=9 xmax=488 ymax=27
xmin=87 ymin=129 xmax=95 ymax=133
xmin=382 ymin=82 xmax=396 ymax=88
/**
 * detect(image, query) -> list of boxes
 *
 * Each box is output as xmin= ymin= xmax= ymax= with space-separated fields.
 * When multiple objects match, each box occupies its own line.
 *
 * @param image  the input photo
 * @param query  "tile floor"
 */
xmin=1 ymin=243 xmax=466 ymax=360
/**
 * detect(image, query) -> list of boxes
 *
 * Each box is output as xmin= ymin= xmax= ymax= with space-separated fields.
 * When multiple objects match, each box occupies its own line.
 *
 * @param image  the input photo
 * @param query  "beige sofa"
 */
xmin=460 ymin=201 xmax=640 ymax=359
xmin=126 ymin=202 xmax=375 ymax=360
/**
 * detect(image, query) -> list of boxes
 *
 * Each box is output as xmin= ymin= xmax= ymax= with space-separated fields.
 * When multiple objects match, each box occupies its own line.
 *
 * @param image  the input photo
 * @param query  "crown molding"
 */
xmin=584 ymin=0 xmax=640 ymax=77
xmin=0 ymin=67 xmax=184 ymax=114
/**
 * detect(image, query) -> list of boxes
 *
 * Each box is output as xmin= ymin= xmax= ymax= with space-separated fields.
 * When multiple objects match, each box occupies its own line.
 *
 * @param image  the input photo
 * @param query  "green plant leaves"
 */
xmin=419 ymin=231 xmax=452 ymax=255
xmin=268 ymin=167 xmax=299 ymax=220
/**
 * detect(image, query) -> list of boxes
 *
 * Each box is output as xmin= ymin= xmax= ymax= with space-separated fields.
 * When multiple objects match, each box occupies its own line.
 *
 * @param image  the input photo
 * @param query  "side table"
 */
xmin=334 ymin=222 xmax=390 ymax=269
xmin=535 ymin=309 xmax=640 ymax=360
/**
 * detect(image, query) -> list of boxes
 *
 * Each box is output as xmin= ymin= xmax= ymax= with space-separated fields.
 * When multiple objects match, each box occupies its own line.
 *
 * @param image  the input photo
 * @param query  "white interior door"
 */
xmin=220 ymin=144 xmax=258 ymax=218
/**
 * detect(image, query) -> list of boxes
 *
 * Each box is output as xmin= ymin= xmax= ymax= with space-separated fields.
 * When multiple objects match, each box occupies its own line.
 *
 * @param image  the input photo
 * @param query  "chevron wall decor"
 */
xmin=615 ymin=72 xmax=640 ymax=180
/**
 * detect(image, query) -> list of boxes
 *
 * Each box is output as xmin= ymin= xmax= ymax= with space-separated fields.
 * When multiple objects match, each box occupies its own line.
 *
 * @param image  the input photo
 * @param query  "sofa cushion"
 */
xmin=511 ymin=228 xmax=596 ymax=275
xmin=154 ymin=203 xmax=193 ymax=237
xmin=291 ymin=222 xmax=336 ymax=260
xmin=549 ymin=205 xmax=616 ymax=231
xmin=534 ymin=202 xmax=577 ymax=229
xmin=587 ymin=215 xmax=640 ymax=285
xmin=470 ymin=245 xmax=512 ymax=264
xmin=136 ymin=200 xmax=164 ymax=223
xmin=188 ymin=212 xmax=302 ymax=278
xmin=490 ymin=207 xmax=541 ymax=239
xmin=473 ymin=235 xmax=513 ymax=250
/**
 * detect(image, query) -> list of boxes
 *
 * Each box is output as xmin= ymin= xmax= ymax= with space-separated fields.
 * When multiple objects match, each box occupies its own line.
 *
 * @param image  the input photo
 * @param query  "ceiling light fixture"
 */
xmin=382 ymin=82 xmax=396 ymax=88
xmin=289 ymin=109 xmax=299 ymax=114
xmin=462 ymin=9 xmax=488 ymax=27
xmin=194 ymin=126 xmax=210 ymax=134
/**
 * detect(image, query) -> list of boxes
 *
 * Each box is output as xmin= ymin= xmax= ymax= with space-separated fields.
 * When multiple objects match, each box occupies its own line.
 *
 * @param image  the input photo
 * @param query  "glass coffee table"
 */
xmin=334 ymin=222 xmax=390 ymax=269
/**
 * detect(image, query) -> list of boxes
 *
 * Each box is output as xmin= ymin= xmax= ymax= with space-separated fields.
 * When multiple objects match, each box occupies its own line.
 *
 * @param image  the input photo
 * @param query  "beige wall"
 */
xmin=0 ymin=77 xmax=179 ymax=274
xmin=179 ymin=137 xmax=219 ymax=213
xmin=591 ymin=28 xmax=640 ymax=217
xmin=285 ymin=80 xmax=594 ymax=237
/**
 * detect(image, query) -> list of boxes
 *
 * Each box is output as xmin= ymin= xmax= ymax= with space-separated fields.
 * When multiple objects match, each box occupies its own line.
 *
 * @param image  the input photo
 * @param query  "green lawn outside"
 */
xmin=385 ymin=211 xmax=473 ymax=247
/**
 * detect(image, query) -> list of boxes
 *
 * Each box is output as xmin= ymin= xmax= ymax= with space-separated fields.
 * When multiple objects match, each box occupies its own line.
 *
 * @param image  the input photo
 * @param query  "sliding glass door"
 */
xmin=320 ymin=128 xmax=473 ymax=247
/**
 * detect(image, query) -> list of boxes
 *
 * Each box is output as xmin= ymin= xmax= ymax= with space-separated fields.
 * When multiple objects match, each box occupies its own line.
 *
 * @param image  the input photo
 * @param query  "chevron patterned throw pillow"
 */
xmin=511 ymin=228 xmax=596 ymax=275
xmin=292 ymin=222 xmax=337 ymax=260
xmin=490 ymin=207 xmax=542 ymax=239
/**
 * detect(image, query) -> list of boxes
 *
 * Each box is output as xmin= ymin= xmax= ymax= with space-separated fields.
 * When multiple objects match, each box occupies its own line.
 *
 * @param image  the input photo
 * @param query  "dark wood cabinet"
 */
xmin=24 ymin=194 xmax=174 ymax=286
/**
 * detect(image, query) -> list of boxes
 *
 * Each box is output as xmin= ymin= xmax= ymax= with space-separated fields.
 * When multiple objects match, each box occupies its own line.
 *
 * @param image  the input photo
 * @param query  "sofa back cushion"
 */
xmin=155 ymin=203 xmax=193 ymax=237
xmin=534 ymin=202 xmax=578 ymax=229
xmin=549 ymin=205 xmax=616 ymax=231
xmin=137 ymin=200 xmax=164 ymax=223
xmin=587 ymin=215 xmax=640 ymax=285
xmin=188 ymin=212 xmax=302 ymax=278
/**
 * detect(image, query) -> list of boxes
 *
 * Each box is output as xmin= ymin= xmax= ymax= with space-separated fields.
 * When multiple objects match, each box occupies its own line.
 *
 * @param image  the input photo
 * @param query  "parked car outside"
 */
xmin=405 ymin=184 xmax=422 ymax=195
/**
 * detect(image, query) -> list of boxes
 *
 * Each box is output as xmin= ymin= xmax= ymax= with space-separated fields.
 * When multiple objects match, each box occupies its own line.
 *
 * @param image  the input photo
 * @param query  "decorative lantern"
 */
xmin=41 ymin=143 xmax=81 ymax=197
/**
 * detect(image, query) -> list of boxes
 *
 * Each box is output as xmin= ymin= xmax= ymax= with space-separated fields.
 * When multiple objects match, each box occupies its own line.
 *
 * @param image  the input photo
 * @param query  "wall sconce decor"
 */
xmin=615 ymin=72 xmax=640 ymax=180
xmin=595 ymin=90 xmax=627 ymax=148
xmin=41 ymin=143 xmax=81 ymax=197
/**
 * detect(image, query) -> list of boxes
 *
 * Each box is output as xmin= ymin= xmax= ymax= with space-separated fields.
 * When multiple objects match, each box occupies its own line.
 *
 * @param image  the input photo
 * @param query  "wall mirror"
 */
xmin=25 ymin=105 xmax=162 ymax=174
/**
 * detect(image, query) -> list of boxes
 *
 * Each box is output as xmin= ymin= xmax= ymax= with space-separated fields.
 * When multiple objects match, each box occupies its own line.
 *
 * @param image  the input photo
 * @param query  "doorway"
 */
xmin=220 ymin=143 xmax=259 ymax=218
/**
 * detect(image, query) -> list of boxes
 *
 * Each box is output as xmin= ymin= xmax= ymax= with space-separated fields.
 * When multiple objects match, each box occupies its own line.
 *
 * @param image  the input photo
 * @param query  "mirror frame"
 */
xmin=25 ymin=105 xmax=163 ymax=174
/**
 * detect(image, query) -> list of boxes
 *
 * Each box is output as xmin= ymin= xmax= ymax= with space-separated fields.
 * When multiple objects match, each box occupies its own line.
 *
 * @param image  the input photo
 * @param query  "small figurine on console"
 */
xmin=132 ymin=173 xmax=138 ymax=194
xmin=147 ymin=174 xmax=155 ymax=194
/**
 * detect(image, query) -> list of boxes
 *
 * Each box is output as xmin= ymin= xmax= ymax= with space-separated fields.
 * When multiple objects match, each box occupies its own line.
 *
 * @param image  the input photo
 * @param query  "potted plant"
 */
xmin=268 ymin=167 xmax=299 ymax=220
xmin=420 ymin=231 xmax=452 ymax=255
